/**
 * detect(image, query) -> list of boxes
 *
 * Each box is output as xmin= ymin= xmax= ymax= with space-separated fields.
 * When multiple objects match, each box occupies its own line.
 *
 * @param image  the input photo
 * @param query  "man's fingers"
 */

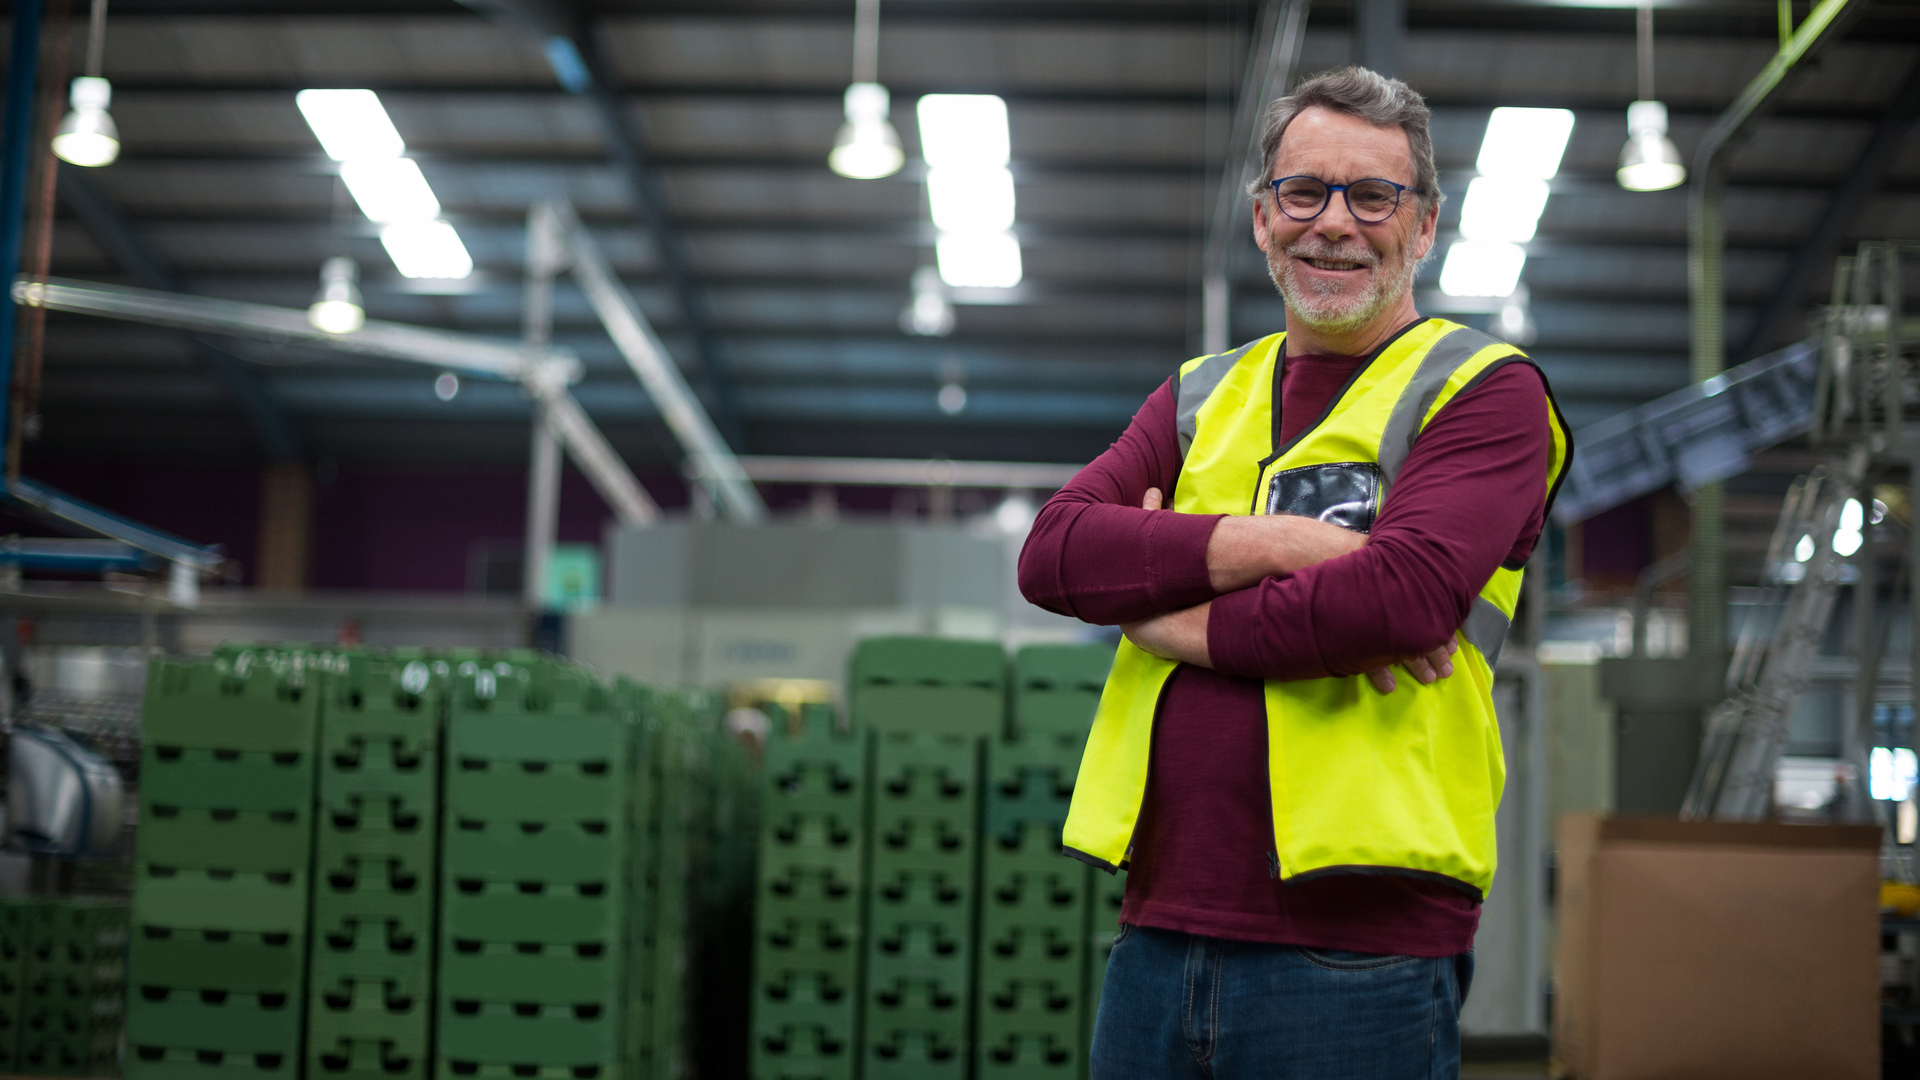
xmin=1142 ymin=487 xmax=1164 ymax=511
xmin=1402 ymin=655 xmax=1438 ymax=684
xmin=1426 ymin=645 xmax=1455 ymax=679
xmin=1366 ymin=667 xmax=1396 ymax=694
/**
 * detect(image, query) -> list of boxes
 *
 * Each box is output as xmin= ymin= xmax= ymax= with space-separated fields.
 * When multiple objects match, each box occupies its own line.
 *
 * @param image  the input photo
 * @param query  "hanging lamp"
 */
xmin=828 ymin=0 xmax=904 ymax=178
xmin=307 ymin=256 xmax=366 ymax=334
xmin=1617 ymin=0 xmax=1686 ymax=192
xmin=52 ymin=0 xmax=119 ymax=167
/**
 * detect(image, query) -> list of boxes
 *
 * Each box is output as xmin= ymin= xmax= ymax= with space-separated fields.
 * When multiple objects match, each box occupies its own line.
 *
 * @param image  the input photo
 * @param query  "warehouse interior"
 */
xmin=0 ymin=0 xmax=1915 ymax=1076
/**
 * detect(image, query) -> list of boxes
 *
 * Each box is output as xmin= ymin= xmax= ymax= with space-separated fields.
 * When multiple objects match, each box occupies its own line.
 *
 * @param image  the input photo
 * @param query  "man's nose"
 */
xmin=1314 ymin=196 xmax=1359 ymax=241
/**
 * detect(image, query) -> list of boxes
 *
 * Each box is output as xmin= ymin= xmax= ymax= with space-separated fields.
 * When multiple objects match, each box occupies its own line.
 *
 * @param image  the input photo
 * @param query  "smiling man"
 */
xmin=1017 ymin=68 xmax=1572 ymax=1079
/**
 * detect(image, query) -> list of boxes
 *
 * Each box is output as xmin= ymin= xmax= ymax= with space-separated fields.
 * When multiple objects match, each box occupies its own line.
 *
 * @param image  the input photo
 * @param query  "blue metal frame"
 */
xmin=0 ymin=0 xmax=45 ymax=481
xmin=0 ymin=12 xmax=228 ymax=580
xmin=8 ymin=477 xmax=221 ymax=569
xmin=0 ymin=537 xmax=148 ymax=573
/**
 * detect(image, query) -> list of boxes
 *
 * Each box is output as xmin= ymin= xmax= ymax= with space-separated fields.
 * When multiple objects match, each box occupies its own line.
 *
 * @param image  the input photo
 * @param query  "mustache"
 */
xmin=1282 ymin=239 xmax=1380 ymax=267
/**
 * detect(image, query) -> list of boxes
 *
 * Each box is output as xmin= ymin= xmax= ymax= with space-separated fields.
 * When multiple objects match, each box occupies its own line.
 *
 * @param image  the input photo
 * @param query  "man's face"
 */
xmin=1254 ymin=106 xmax=1439 ymax=335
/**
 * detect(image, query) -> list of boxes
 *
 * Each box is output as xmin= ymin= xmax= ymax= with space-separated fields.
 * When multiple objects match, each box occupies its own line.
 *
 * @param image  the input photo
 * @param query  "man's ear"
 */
xmin=1412 ymin=202 xmax=1440 ymax=261
xmin=1252 ymin=195 xmax=1273 ymax=255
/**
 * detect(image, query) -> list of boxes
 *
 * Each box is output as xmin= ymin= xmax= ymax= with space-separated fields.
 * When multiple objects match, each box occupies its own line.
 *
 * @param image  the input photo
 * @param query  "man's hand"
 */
xmin=1137 ymin=486 xmax=1459 ymax=690
xmin=1363 ymin=639 xmax=1458 ymax=695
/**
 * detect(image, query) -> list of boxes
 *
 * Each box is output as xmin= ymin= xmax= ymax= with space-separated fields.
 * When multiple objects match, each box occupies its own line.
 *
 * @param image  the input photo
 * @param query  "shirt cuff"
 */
xmin=1146 ymin=511 xmax=1226 ymax=609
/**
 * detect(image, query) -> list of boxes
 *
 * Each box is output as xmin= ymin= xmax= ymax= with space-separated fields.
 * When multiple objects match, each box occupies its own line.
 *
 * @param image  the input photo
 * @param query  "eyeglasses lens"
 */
xmin=1275 ymin=178 xmax=1328 ymax=219
xmin=1345 ymin=181 xmax=1401 ymax=222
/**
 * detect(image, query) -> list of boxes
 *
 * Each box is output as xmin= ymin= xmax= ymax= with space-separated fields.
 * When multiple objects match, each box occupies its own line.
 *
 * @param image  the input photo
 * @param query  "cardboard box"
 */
xmin=1554 ymin=814 xmax=1881 ymax=1080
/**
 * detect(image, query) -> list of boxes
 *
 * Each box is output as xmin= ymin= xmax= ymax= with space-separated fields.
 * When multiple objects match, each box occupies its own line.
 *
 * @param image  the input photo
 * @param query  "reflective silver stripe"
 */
xmin=1375 ymin=326 xmax=1507 ymax=493
xmin=1176 ymin=337 xmax=1267 ymax=457
xmin=1461 ymin=595 xmax=1511 ymax=665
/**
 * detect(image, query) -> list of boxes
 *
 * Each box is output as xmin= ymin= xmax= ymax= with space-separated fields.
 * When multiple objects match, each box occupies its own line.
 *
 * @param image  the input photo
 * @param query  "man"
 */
xmin=1017 ymin=67 xmax=1571 ymax=1079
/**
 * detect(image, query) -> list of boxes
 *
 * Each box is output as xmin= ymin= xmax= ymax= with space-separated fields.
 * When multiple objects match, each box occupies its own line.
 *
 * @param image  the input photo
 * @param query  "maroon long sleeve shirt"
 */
xmin=1018 ymin=346 xmax=1553 ymax=957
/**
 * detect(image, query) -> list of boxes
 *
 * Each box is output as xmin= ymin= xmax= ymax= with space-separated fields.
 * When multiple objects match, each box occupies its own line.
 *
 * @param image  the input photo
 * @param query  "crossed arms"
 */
xmin=1119 ymin=485 xmax=1456 ymax=694
xmin=1014 ymin=367 xmax=1552 ymax=687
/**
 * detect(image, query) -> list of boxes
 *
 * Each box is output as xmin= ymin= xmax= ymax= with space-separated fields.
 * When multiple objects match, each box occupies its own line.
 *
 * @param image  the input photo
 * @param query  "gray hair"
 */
xmin=1244 ymin=67 xmax=1442 ymax=216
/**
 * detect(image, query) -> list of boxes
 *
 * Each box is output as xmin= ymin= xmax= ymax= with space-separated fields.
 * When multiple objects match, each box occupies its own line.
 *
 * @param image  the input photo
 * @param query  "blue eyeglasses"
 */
xmin=1269 ymin=176 xmax=1423 ymax=224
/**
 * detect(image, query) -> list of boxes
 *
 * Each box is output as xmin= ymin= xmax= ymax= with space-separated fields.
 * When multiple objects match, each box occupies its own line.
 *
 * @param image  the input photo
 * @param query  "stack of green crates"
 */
xmin=975 ymin=731 xmax=1088 ymax=1080
xmin=19 ymin=898 xmax=128 ymax=1076
xmin=0 ymin=900 xmax=28 ymax=1072
xmin=750 ymin=704 xmax=867 ymax=1080
xmin=438 ymin=662 xmax=629 ymax=1080
xmin=629 ymin=689 xmax=719 ymax=1080
xmin=1011 ymin=644 xmax=1117 ymax=1078
xmin=308 ymin=654 xmax=443 ymax=1080
xmin=853 ymin=638 xmax=1003 ymax=1080
xmin=129 ymin=653 xmax=321 ymax=1080
xmin=697 ymin=699 xmax=761 ymax=1080
xmin=615 ymin=680 xmax=657 ymax=1080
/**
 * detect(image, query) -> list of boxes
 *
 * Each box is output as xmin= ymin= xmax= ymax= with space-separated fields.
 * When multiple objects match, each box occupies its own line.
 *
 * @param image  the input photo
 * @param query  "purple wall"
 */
xmin=19 ymin=461 xmax=1040 ymax=592
xmin=25 ymin=461 xmax=644 ymax=592
xmin=309 ymin=465 xmax=650 ymax=591
xmin=26 ymin=462 xmax=262 ymax=581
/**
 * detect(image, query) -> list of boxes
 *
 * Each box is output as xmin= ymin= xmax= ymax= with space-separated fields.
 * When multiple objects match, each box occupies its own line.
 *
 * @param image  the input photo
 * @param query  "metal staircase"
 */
xmin=1681 ymin=240 xmax=1920 ymax=827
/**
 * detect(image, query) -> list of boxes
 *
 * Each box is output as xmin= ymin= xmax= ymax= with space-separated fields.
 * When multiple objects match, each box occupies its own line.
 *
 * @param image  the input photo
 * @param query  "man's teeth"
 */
xmin=1304 ymin=258 xmax=1365 ymax=270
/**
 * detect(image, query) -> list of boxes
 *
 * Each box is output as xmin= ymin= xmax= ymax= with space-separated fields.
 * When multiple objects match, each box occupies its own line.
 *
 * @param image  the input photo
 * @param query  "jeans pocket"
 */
xmin=1296 ymin=946 xmax=1421 ymax=972
xmin=1111 ymin=923 xmax=1134 ymax=947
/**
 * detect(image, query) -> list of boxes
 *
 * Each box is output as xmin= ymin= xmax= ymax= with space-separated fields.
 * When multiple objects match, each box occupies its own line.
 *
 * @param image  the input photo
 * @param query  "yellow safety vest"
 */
xmin=1062 ymin=319 xmax=1572 ymax=899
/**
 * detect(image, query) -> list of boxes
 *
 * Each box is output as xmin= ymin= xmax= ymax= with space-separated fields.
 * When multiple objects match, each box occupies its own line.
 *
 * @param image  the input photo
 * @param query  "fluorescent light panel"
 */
xmin=1476 ymin=107 xmax=1575 ymax=180
xmin=917 ymin=94 xmax=1010 ymax=168
xmin=918 ymin=94 xmax=1021 ymax=289
xmin=926 ymin=167 xmax=1016 ymax=233
xmin=936 ymin=232 xmax=1022 ymax=289
xmin=296 ymin=89 xmax=404 ymax=161
xmin=340 ymin=158 xmax=441 ymax=224
xmin=380 ymin=221 xmax=474 ymax=280
xmin=1458 ymin=177 xmax=1550 ymax=243
xmin=1439 ymin=240 xmax=1526 ymax=297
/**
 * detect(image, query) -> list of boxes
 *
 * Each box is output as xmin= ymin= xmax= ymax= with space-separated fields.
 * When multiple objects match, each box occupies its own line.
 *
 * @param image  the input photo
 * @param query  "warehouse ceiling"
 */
xmin=26 ymin=0 xmax=1920 ymax=477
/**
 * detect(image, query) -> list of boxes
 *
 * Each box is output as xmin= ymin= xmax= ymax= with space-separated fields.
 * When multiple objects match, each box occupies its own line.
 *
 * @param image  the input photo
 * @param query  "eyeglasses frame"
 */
xmin=1267 ymin=176 xmax=1426 ymax=225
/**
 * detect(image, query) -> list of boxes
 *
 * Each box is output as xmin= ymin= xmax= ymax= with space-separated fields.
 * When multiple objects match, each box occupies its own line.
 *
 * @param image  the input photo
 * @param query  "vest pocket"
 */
xmin=1263 ymin=462 xmax=1381 ymax=533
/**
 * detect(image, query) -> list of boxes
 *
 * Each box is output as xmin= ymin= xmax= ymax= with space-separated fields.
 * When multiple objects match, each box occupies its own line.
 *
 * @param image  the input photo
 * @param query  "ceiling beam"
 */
xmin=100 ymin=149 xmax=1920 ymax=199
xmin=91 ymin=0 xmax=1920 ymax=41
xmin=35 ymin=265 xmax=1791 ymax=310
xmin=102 ymin=78 xmax=1895 ymax=124
xmin=82 ymin=208 xmax=1818 ymax=252
xmin=55 ymin=166 xmax=303 ymax=462
xmin=1736 ymin=58 xmax=1920 ymax=362
xmin=455 ymin=0 xmax=748 ymax=448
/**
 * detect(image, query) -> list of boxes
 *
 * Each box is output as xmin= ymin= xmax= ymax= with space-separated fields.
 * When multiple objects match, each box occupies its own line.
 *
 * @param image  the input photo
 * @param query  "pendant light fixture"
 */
xmin=52 ymin=0 xmax=119 ymax=168
xmin=1617 ymin=0 xmax=1686 ymax=192
xmin=828 ymin=0 xmax=904 ymax=179
xmin=307 ymin=256 xmax=366 ymax=334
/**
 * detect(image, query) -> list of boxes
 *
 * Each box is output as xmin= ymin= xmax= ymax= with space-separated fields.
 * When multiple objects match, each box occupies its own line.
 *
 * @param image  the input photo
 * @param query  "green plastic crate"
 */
xmin=136 ymin=808 xmax=312 ymax=874
xmin=142 ymin=657 xmax=322 ymax=754
xmin=130 ymin=929 xmax=305 ymax=995
xmin=1010 ymin=645 xmax=1113 ymax=738
xmin=132 ymin=868 xmax=310 ymax=936
xmin=139 ymin=747 xmax=314 ymax=814
xmin=850 ymin=638 xmax=1007 ymax=737
xmin=126 ymin=988 xmax=301 ymax=1054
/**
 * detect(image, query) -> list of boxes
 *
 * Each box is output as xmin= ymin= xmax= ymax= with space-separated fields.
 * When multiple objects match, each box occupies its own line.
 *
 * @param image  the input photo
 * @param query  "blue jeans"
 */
xmin=1089 ymin=925 xmax=1472 ymax=1080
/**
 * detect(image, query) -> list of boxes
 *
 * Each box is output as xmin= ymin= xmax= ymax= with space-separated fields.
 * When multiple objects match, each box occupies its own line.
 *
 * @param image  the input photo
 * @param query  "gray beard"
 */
xmin=1269 ymin=236 xmax=1419 ymax=335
